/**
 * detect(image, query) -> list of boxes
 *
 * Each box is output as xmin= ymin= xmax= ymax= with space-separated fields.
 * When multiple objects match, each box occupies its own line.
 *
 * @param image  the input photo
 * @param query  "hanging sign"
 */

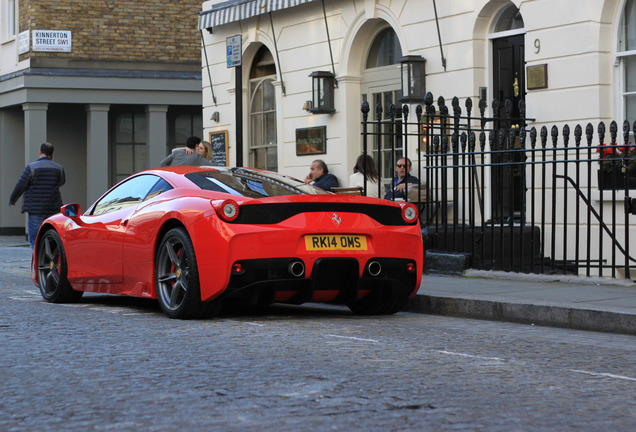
xmin=226 ymin=35 xmax=242 ymax=68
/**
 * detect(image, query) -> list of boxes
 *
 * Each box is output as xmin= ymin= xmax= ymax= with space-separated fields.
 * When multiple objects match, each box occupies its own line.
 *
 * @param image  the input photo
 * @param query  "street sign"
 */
xmin=226 ymin=35 xmax=242 ymax=68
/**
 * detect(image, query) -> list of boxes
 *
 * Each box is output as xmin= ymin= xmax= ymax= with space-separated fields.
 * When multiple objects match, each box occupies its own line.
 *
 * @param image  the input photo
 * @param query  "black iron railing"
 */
xmin=361 ymin=93 xmax=636 ymax=281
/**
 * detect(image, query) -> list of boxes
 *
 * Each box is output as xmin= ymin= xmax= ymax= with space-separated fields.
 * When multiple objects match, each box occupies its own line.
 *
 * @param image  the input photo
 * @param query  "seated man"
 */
xmin=304 ymin=159 xmax=339 ymax=192
xmin=384 ymin=157 xmax=419 ymax=200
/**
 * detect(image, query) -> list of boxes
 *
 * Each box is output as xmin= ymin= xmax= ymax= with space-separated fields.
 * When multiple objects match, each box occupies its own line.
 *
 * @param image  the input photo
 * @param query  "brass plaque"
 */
xmin=527 ymin=64 xmax=548 ymax=90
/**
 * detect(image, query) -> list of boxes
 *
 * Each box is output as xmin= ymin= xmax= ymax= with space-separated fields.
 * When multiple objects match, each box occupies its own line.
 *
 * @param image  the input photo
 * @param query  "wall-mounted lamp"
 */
xmin=399 ymin=55 xmax=427 ymax=103
xmin=302 ymin=100 xmax=313 ymax=112
xmin=309 ymin=71 xmax=335 ymax=114
xmin=211 ymin=111 xmax=219 ymax=122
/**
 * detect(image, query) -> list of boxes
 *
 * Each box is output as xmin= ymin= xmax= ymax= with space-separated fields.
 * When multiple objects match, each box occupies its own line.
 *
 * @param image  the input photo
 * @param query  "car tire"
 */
xmin=36 ymin=229 xmax=83 ymax=303
xmin=155 ymin=227 xmax=217 ymax=319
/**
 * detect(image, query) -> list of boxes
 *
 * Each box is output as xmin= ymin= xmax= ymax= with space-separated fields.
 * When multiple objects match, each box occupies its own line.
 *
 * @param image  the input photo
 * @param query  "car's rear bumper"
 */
xmin=217 ymin=256 xmax=418 ymax=306
xmin=191 ymin=210 xmax=423 ymax=303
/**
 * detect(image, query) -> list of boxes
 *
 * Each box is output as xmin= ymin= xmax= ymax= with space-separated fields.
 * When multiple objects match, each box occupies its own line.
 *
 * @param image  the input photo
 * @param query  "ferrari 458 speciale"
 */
xmin=33 ymin=166 xmax=423 ymax=319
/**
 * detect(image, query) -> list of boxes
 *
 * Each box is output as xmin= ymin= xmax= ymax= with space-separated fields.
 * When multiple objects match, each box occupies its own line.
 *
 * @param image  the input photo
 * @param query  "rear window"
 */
xmin=185 ymin=168 xmax=330 ymax=198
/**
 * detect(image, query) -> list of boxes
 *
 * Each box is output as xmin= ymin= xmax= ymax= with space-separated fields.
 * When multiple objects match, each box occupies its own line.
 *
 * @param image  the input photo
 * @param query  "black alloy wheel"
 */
xmin=155 ymin=227 xmax=221 ymax=319
xmin=36 ymin=229 xmax=83 ymax=303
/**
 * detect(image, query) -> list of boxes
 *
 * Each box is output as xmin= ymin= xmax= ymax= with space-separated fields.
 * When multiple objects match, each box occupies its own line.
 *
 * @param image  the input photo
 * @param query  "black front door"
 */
xmin=492 ymin=34 xmax=525 ymax=223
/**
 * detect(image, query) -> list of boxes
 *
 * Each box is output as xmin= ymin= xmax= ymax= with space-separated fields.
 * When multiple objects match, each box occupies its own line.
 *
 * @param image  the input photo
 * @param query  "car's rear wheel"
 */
xmin=155 ymin=227 xmax=220 ymax=319
xmin=36 ymin=229 xmax=83 ymax=303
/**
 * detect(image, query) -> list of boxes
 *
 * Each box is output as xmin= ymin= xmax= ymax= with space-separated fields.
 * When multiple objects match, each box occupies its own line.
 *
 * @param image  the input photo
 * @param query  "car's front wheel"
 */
xmin=36 ymin=229 xmax=83 ymax=303
xmin=155 ymin=227 xmax=220 ymax=319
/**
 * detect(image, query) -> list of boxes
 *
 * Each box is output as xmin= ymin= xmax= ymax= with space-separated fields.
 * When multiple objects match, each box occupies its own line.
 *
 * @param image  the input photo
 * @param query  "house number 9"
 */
xmin=534 ymin=39 xmax=540 ymax=54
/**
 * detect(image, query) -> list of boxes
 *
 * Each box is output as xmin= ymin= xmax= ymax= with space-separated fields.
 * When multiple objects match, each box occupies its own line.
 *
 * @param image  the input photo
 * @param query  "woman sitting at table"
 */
xmin=349 ymin=154 xmax=379 ymax=198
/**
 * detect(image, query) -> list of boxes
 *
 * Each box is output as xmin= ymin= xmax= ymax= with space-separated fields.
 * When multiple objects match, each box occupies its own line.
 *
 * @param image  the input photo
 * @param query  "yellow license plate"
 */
xmin=305 ymin=235 xmax=367 ymax=251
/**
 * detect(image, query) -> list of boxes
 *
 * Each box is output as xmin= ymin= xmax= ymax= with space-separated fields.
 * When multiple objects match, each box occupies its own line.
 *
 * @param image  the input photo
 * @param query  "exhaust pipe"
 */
xmin=366 ymin=260 xmax=382 ymax=277
xmin=288 ymin=260 xmax=305 ymax=278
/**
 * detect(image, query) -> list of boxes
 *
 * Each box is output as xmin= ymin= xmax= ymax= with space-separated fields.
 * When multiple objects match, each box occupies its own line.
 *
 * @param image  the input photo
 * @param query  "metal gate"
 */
xmin=361 ymin=93 xmax=636 ymax=280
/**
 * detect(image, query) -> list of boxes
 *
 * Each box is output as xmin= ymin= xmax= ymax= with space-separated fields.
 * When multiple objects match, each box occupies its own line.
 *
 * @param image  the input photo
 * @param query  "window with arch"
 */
xmin=249 ymin=46 xmax=277 ymax=171
xmin=361 ymin=26 xmax=404 ymax=194
xmin=366 ymin=27 xmax=402 ymax=68
xmin=493 ymin=3 xmax=524 ymax=33
xmin=619 ymin=0 xmax=636 ymax=121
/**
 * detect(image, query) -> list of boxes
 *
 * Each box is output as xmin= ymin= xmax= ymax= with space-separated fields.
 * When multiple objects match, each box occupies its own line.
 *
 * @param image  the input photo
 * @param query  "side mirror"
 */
xmin=61 ymin=203 xmax=81 ymax=218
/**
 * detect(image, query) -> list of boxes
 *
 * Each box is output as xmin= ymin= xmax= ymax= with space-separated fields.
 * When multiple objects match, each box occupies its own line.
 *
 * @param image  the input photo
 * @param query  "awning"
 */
xmin=198 ymin=0 xmax=316 ymax=30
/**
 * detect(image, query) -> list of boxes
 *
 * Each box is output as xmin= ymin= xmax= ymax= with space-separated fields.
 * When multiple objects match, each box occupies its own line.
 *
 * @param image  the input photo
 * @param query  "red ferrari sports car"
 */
xmin=33 ymin=166 xmax=423 ymax=319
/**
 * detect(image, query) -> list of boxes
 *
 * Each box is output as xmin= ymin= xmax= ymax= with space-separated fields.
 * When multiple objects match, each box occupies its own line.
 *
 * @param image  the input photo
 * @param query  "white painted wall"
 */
xmin=201 ymin=0 xmax=617 ymax=183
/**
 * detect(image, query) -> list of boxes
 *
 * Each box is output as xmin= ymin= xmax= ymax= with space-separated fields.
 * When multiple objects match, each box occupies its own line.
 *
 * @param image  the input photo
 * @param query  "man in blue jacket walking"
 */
xmin=9 ymin=142 xmax=66 ymax=248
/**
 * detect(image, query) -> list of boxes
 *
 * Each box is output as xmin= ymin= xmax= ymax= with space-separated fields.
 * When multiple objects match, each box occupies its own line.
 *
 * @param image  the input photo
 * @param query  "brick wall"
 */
xmin=19 ymin=0 xmax=201 ymax=65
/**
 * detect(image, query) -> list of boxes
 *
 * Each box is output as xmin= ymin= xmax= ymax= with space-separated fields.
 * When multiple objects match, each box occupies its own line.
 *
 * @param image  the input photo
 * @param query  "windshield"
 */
xmin=184 ymin=168 xmax=330 ymax=198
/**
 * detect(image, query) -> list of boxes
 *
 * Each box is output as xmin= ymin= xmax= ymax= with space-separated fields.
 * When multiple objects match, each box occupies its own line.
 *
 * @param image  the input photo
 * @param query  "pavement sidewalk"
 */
xmin=407 ymin=270 xmax=636 ymax=335
xmin=3 ymin=234 xmax=636 ymax=335
xmin=0 ymin=234 xmax=28 ymax=248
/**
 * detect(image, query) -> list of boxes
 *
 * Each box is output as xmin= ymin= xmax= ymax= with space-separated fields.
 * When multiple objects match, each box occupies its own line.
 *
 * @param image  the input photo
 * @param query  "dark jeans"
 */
xmin=28 ymin=214 xmax=49 ymax=249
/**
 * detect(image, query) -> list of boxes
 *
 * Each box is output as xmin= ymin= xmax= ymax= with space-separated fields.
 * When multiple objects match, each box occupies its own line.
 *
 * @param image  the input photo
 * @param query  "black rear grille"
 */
xmin=232 ymin=202 xmax=413 ymax=226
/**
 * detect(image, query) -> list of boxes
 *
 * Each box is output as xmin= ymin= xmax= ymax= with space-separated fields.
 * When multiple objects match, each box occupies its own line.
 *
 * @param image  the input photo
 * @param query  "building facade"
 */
xmin=198 ymin=0 xmax=629 ymax=182
xmin=0 ymin=0 xmax=204 ymax=234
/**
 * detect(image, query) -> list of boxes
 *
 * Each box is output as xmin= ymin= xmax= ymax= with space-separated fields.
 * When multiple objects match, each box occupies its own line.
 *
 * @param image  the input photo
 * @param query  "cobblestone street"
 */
xmin=1 ymin=244 xmax=636 ymax=431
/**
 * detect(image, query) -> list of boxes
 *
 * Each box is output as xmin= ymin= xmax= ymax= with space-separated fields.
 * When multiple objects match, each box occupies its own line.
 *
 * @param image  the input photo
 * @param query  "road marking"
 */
xmin=9 ymin=296 xmax=40 ymax=302
xmin=326 ymin=334 xmax=379 ymax=343
xmin=224 ymin=320 xmax=265 ymax=327
xmin=570 ymin=369 xmax=636 ymax=382
xmin=437 ymin=350 xmax=505 ymax=362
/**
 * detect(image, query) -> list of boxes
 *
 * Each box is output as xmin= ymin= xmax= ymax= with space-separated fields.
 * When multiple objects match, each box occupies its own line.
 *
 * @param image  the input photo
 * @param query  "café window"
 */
xmin=619 ymin=0 xmax=636 ymax=121
xmin=362 ymin=27 xmax=404 ymax=191
xmin=5 ymin=0 xmax=16 ymax=39
xmin=113 ymin=112 xmax=147 ymax=184
xmin=249 ymin=46 xmax=278 ymax=171
xmin=173 ymin=112 xmax=202 ymax=147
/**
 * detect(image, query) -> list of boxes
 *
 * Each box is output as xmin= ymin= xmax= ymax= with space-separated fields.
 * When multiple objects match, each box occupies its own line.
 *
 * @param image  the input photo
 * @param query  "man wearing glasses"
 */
xmin=384 ymin=157 xmax=419 ymax=200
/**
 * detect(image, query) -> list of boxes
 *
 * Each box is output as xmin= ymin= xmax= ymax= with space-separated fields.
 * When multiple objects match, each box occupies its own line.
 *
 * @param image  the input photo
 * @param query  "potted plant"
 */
xmin=597 ymin=143 xmax=636 ymax=190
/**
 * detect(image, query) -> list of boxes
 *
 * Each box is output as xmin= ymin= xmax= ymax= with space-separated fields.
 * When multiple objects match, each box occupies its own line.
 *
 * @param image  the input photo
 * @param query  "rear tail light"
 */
xmin=213 ymin=199 xmax=240 ymax=222
xmin=400 ymin=203 xmax=418 ymax=223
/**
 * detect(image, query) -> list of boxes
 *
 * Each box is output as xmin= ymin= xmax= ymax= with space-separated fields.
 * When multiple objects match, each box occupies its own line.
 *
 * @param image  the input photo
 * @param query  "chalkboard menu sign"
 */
xmin=208 ymin=130 xmax=228 ymax=166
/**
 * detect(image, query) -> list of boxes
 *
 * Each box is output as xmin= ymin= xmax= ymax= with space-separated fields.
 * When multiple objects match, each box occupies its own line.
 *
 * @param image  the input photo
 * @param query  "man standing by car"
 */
xmin=9 ymin=142 xmax=66 ymax=249
xmin=160 ymin=136 xmax=209 ymax=167
xmin=304 ymin=159 xmax=339 ymax=192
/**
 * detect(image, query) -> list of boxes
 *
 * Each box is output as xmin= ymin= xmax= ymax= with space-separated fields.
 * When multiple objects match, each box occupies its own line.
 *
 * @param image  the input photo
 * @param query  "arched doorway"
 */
xmin=490 ymin=3 xmax=526 ymax=222
xmin=360 ymin=26 xmax=404 ymax=194
xmin=491 ymin=4 xmax=525 ymax=117
xmin=248 ymin=45 xmax=278 ymax=171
